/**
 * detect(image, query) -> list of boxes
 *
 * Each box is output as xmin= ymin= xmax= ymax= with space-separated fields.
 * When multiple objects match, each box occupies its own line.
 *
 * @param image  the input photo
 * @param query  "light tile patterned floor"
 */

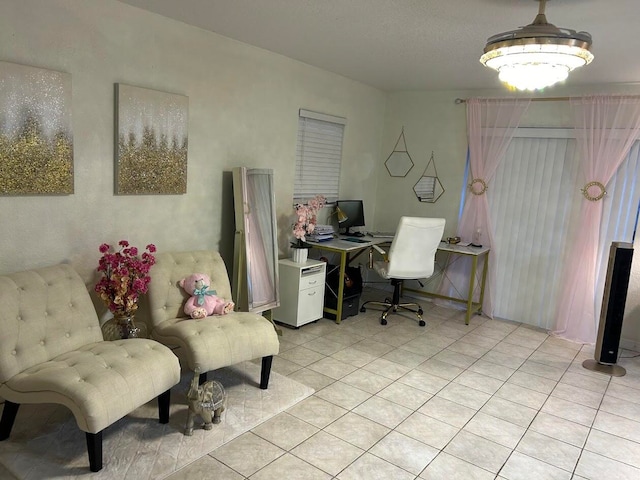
xmin=163 ymin=286 xmax=640 ymax=479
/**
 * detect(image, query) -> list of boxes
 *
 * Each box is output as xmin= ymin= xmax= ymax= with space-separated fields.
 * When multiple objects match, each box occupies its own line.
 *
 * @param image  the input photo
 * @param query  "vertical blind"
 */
xmin=294 ymin=109 xmax=346 ymax=203
xmin=487 ymin=129 xmax=640 ymax=330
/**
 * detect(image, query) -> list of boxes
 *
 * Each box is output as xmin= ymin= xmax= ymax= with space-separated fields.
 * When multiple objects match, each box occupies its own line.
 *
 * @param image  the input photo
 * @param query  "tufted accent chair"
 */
xmin=0 ymin=264 xmax=181 ymax=472
xmin=147 ymin=250 xmax=280 ymax=388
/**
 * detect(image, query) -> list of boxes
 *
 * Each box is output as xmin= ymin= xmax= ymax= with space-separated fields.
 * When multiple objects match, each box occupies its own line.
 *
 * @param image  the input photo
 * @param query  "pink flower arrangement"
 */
xmin=292 ymin=195 xmax=326 ymax=247
xmin=95 ymin=240 xmax=156 ymax=317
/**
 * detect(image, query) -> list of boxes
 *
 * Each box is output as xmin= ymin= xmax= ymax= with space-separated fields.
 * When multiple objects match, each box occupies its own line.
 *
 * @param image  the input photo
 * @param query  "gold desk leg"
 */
xmin=466 ymin=255 xmax=478 ymax=325
xmin=478 ymin=253 xmax=489 ymax=316
xmin=334 ymin=251 xmax=347 ymax=324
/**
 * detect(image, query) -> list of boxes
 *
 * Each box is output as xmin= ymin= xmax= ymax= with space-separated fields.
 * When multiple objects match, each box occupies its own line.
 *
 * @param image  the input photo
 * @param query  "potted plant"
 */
xmin=291 ymin=195 xmax=326 ymax=262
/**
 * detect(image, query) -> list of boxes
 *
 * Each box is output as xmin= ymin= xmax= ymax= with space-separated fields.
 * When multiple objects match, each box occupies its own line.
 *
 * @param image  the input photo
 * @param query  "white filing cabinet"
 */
xmin=274 ymin=259 xmax=326 ymax=327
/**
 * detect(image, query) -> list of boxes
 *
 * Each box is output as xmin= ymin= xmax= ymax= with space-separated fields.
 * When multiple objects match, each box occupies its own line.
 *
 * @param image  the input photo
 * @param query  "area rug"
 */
xmin=0 ymin=361 xmax=314 ymax=479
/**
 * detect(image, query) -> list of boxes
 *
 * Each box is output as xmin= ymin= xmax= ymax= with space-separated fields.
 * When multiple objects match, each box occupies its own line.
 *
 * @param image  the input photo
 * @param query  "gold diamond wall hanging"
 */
xmin=385 ymin=127 xmax=414 ymax=177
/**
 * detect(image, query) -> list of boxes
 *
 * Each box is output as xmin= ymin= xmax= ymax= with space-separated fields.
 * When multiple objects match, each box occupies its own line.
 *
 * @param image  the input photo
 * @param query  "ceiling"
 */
xmin=118 ymin=0 xmax=640 ymax=92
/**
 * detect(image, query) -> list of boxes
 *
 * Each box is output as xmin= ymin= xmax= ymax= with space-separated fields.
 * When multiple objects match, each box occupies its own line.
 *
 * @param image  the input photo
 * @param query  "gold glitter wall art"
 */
xmin=115 ymin=84 xmax=188 ymax=195
xmin=0 ymin=61 xmax=73 ymax=195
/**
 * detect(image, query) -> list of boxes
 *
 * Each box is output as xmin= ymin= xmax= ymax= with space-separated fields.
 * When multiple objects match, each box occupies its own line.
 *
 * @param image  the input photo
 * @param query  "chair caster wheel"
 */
xmin=419 ymin=320 xmax=426 ymax=327
xmin=418 ymin=308 xmax=423 ymax=315
xmin=380 ymin=318 xmax=387 ymax=326
xmin=360 ymin=306 xmax=366 ymax=312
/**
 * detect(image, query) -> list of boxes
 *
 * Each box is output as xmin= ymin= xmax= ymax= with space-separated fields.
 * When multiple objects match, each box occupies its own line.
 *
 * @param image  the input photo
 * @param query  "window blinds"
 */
xmin=294 ymin=109 xmax=346 ymax=203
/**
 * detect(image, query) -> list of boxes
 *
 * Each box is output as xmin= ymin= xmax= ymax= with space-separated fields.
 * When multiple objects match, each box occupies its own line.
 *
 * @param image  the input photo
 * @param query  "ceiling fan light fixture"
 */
xmin=479 ymin=0 xmax=594 ymax=91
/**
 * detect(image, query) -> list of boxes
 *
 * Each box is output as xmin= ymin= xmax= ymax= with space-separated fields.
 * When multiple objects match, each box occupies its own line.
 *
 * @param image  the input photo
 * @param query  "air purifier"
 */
xmin=583 ymin=241 xmax=634 ymax=377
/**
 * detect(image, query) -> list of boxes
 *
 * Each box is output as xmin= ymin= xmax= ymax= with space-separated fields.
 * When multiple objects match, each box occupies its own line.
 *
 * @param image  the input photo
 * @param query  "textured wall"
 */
xmin=0 ymin=0 xmax=386 ymax=313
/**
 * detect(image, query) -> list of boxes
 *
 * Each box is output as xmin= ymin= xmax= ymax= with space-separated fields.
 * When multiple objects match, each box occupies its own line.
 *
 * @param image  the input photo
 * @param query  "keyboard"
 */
xmin=368 ymin=231 xmax=395 ymax=238
xmin=343 ymin=237 xmax=369 ymax=243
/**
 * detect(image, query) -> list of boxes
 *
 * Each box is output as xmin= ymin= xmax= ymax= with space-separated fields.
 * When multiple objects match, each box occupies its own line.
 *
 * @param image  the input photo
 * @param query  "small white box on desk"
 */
xmin=273 ymin=259 xmax=326 ymax=327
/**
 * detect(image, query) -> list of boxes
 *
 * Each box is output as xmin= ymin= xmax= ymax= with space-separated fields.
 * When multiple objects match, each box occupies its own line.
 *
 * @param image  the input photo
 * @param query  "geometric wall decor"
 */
xmin=115 ymin=84 xmax=188 ymax=195
xmin=385 ymin=127 xmax=414 ymax=177
xmin=414 ymin=151 xmax=445 ymax=203
xmin=0 ymin=61 xmax=73 ymax=195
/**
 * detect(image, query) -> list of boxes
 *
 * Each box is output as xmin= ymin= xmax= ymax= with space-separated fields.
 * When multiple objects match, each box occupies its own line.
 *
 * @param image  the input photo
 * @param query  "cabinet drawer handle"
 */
xmin=308 ymin=280 xmax=317 ymax=285
xmin=307 ymin=291 xmax=316 ymax=296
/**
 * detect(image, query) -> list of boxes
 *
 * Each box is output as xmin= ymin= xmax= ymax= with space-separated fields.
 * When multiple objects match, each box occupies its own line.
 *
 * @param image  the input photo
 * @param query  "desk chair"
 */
xmin=360 ymin=217 xmax=445 ymax=326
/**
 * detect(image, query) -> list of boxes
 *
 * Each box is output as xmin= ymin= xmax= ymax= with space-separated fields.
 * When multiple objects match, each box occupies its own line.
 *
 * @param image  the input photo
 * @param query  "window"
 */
xmin=483 ymin=129 xmax=640 ymax=329
xmin=294 ymin=109 xmax=346 ymax=203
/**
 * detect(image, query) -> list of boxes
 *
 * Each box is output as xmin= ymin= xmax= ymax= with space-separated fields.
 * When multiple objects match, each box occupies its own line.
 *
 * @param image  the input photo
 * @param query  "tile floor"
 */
xmin=3 ymin=287 xmax=638 ymax=480
xmin=164 ymin=287 xmax=640 ymax=479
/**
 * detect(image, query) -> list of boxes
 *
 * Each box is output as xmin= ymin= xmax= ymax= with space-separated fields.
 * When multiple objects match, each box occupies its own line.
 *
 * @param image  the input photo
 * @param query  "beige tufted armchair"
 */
xmin=147 ymin=250 xmax=280 ymax=388
xmin=0 ymin=264 xmax=181 ymax=472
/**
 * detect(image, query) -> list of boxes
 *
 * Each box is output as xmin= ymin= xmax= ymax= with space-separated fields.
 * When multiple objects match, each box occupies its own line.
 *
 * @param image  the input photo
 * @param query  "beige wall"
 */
xmin=0 ymin=0 xmax=385 ymax=305
xmin=374 ymin=90 xmax=467 ymax=238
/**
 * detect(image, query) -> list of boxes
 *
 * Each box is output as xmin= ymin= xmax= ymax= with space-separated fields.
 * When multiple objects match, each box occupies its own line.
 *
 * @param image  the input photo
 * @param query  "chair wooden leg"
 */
xmin=260 ymin=355 xmax=273 ymax=389
xmin=158 ymin=389 xmax=171 ymax=424
xmin=86 ymin=431 xmax=103 ymax=472
xmin=0 ymin=401 xmax=20 ymax=441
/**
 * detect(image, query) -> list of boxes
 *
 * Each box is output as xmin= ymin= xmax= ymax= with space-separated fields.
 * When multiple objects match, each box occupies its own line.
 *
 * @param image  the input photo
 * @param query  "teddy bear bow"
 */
xmin=193 ymin=284 xmax=217 ymax=306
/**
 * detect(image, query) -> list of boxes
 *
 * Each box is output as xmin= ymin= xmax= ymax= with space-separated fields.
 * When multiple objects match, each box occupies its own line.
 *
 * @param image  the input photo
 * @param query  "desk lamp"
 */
xmin=333 ymin=206 xmax=348 ymax=224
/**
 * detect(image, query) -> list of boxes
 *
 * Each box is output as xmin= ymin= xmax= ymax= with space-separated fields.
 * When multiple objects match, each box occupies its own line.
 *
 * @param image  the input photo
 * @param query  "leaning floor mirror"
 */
xmin=232 ymin=167 xmax=280 ymax=313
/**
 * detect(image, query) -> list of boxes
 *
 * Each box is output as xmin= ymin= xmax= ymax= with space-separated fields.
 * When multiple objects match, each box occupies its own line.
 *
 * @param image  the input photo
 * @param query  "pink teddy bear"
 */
xmin=179 ymin=273 xmax=234 ymax=319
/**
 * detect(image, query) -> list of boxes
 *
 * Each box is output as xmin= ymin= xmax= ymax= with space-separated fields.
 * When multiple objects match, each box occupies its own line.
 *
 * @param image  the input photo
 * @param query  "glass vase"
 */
xmin=101 ymin=314 xmax=148 ymax=341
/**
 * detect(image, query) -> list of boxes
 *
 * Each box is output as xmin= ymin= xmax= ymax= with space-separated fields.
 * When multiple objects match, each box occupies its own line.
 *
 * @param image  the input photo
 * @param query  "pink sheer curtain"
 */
xmin=452 ymin=98 xmax=530 ymax=317
xmin=553 ymin=95 xmax=640 ymax=343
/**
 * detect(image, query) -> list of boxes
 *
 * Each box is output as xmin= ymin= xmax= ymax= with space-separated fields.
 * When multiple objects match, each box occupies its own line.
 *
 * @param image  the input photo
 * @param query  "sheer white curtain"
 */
xmin=554 ymin=96 xmax=640 ymax=343
xmin=596 ymin=141 xmax=640 ymax=303
xmin=488 ymin=131 xmax=640 ymax=331
xmin=450 ymin=98 xmax=530 ymax=318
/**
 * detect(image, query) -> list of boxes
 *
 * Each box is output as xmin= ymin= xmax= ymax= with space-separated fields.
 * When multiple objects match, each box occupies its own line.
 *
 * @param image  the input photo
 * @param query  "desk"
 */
xmin=310 ymin=237 xmax=489 ymax=325
xmin=405 ymin=243 xmax=490 ymax=325
xmin=306 ymin=236 xmax=389 ymax=323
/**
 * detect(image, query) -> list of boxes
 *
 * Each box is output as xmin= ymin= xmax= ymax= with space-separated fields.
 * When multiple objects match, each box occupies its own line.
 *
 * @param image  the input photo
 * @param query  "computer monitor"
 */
xmin=336 ymin=200 xmax=365 ymax=236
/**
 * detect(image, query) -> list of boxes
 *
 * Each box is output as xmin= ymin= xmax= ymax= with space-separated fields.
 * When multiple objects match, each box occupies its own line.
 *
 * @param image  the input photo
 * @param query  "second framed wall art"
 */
xmin=115 ymin=84 xmax=188 ymax=195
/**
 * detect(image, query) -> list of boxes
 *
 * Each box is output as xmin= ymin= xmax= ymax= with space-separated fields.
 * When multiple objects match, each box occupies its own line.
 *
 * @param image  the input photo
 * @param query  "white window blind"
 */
xmin=489 ymin=133 xmax=579 ymax=329
xmin=294 ymin=109 xmax=346 ymax=203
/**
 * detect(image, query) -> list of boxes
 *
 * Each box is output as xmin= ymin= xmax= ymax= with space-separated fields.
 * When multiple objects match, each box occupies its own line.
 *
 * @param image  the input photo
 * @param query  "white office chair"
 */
xmin=360 ymin=216 xmax=445 ymax=326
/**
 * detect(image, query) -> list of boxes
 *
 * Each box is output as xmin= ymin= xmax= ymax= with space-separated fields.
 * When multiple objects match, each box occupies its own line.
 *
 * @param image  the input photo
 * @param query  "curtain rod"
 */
xmin=455 ymin=94 xmax=640 ymax=104
xmin=454 ymin=97 xmax=571 ymax=104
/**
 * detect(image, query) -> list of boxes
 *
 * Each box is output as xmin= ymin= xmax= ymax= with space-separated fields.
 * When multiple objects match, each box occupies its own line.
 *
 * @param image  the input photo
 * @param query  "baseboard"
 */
xmin=620 ymin=337 xmax=640 ymax=354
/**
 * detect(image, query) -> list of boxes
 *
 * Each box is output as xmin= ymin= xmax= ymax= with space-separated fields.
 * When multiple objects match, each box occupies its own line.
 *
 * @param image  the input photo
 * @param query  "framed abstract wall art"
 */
xmin=0 ymin=61 xmax=73 ymax=195
xmin=115 ymin=84 xmax=188 ymax=195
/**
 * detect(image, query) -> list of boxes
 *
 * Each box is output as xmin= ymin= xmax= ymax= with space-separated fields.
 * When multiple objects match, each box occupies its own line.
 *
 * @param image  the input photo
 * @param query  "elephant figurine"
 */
xmin=184 ymin=370 xmax=226 ymax=436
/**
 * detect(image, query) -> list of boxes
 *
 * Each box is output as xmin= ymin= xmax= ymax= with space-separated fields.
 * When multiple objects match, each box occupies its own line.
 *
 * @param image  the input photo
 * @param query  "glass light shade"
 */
xmin=479 ymin=0 xmax=594 ymax=92
xmin=480 ymin=43 xmax=594 ymax=91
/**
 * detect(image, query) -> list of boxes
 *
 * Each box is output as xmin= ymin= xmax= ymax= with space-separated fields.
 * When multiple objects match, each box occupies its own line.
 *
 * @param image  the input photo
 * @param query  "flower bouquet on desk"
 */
xmin=95 ymin=240 xmax=156 ymax=340
xmin=291 ymin=195 xmax=326 ymax=263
